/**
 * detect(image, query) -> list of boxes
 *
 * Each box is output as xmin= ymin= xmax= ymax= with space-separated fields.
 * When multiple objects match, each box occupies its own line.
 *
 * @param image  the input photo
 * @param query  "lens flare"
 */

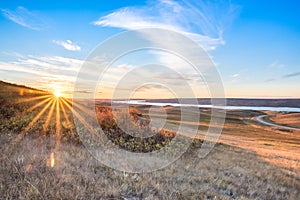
xmin=47 ymin=152 xmax=55 ymax=168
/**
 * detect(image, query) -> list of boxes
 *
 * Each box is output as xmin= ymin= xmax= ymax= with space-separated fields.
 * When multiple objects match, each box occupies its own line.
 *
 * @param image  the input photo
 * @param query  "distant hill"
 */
xmin=0 ymin=80 xmax=45 ymax=94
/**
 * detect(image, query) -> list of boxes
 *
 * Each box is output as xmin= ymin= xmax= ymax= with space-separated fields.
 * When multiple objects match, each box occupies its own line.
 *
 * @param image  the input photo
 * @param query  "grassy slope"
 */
xmin=270 ymin=113 xmax=300 ymax=129
xmin=0 ymin=80 xmax=300 ymax=199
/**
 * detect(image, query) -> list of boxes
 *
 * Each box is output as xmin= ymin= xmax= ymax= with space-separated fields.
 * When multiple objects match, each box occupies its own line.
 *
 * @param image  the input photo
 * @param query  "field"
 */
xmin=0 ymin=80 xmax=300 ymax=199
xmin=270 ymin=113 xmax=300 ymax=129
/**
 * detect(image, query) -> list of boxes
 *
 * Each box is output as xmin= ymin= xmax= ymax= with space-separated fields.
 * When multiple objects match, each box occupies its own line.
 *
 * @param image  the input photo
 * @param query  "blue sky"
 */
xmin=0 ymin=0 xmax=299 ymax=98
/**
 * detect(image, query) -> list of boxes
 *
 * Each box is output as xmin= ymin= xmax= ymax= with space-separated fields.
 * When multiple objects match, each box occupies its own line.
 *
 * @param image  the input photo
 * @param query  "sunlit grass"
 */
xmin=26 ymin=96 xmax=53 ymax=113
xmin=55 ymin=100 xmax=61 ymax=152
xmin=2 ymin=88 xmax=102 ymax=168
xmin=3 ymin=91 xmax=74 ymax=167
xmin=1 ymin=81 xmax=300 ymax=199
xmin=43 ymin=99 xmax=56 ymax=133
xmin=60 ymin=98 xmax=97 ymax=134
xmin=16 ymin=94 xmax=52 ymax=104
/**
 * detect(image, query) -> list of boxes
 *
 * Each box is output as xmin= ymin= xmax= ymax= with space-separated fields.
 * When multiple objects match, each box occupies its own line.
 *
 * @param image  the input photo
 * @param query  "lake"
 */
xmin=112 ymin=100 xmax=300 ymax=113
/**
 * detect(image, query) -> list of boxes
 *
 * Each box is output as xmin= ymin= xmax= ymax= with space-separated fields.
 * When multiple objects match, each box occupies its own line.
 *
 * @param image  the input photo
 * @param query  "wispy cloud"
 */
xmin=96 ymin=63 xmax=210 ymax=98
xmin=90 ymin=0 xmax=239 ymax=98
xmin=0 ymin=55 xmax=83 ymax=93
xmin=52 ymin=40 xmax=81 ymax=51
xmin=283 ymin=72 xmax=300 ymax=78
xmin=265 ymin=71 xmax=300 ymax=82
xmin=92 ymin=0 xmax=239 ymax=51
xmin=265 ymin=78 xmax=276 ymax=83
xmin=90 ymin=0 xmax=238 ymax=98
xmin=1 ymin=6 xmax=48 ymax=30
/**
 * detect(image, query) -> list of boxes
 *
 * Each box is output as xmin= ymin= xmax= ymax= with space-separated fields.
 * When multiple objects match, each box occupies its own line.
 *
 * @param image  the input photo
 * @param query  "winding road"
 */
xmin=255 ymin=115 xmax=300 ymax=131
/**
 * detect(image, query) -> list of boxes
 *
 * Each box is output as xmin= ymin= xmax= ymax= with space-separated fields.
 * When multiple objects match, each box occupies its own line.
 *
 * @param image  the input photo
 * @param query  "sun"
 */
xmin=54 ymin=91 xmax=62 ymax=98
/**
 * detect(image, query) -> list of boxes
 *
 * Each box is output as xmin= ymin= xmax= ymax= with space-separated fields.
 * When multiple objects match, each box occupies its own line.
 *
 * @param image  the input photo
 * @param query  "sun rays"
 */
xmin=2 ymin=89 xmax=99 ymax=168
xmin=3 ymin=87 xmax=179 ymax=169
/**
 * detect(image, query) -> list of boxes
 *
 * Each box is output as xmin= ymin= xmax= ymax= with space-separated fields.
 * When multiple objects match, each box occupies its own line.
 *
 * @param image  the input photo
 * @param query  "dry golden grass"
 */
xmin=1 ymin=81 xmax=300 ymax=199
xmin=140 ymin=107 xmax=300 ymax=176
xmin=270 ymin=113 xmax=300 ymax=128
xmin=1 ymin=133 xmax=300 ymax=199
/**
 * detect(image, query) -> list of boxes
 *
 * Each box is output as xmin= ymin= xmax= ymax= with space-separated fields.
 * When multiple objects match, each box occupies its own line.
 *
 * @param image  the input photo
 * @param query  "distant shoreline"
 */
xmin=111 ymin=99 xmax=300 ymax=113
xmin=93 ymin=97 xmax=300 ymax=109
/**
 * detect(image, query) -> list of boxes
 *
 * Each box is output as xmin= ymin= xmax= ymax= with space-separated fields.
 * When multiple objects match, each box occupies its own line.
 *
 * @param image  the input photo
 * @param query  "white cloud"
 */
xmin=1 ymin=6 xmax=48 ymax=30
xmin=90 ymin=0 xmax=239 ymax=97
xmin=12 ymin=55 xmax=82 ymax=74
xmin=92 ymin=0 xmax=238 ymax=51
xmin=0 ymin=55 xmax=84 ymax=93
xmin=52 ymin=40 xmax=81 ymax=51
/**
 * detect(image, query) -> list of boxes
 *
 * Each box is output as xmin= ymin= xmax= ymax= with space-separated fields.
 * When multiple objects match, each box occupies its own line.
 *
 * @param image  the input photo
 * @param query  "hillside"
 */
xmin=0 ymin=80 xmax=299 ymax=199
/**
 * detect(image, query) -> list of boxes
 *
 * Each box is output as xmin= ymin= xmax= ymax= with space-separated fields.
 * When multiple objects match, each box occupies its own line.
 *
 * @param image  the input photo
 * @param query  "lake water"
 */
xmin=112 ymin=100 xmax=300 ymax=113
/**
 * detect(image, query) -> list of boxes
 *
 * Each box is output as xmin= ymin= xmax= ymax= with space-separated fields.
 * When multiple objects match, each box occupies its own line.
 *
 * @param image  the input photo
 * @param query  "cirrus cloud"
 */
xmin=283 ymin=72 xmax=300 ymax=79
xmin=1 ymin=6 xmax=48 ymax=30
xmin=92 ymin=0 xmax=239 ymax=51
